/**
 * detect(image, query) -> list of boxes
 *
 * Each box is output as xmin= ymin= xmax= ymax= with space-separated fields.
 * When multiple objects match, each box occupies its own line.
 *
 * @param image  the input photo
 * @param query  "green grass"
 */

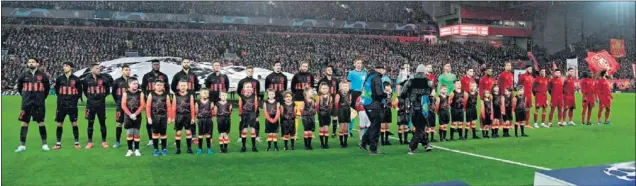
xmin=2 ymin=94 xmax=635 ymax=185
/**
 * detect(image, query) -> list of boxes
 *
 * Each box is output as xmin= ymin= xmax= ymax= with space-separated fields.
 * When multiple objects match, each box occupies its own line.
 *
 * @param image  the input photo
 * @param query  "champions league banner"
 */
xmin=534 ymin=161 xmax=635 ymax=186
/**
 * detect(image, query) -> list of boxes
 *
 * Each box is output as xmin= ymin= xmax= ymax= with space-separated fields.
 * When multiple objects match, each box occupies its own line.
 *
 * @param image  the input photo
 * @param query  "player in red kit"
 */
xmin=518 ymin=65 xmax=534 ymax=129
xmin=547 ymin=69 xmax=564 ymax=127
xmin=563 ymin=68 xmax=577 ymax=126
xmin=460 ymin=69 xmax=475 ymax=93
xmin=595 ymin=70 xmax=613 ymax=125
xmin=532 ymin=69 xmax=550 ymax=128
xmin=478 ymin=66 xmax=495 ymax=98
xmin=498 ymin=62 xmax=514 ymax=96
xmin=579 ymin=72 xmax=596 ymax=125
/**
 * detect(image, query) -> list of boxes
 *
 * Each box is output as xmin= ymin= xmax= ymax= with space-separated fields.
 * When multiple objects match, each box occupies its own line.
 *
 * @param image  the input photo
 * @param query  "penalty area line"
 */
xmin=353 ymin=129 xmax=552 ymax=171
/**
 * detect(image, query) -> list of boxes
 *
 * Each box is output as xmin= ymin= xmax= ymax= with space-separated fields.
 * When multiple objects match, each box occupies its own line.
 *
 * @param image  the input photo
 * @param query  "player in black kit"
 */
xmin=317 ymin=83 xmax=333 ymax=149
xmin=195 ymin=89 xmax=215 ymax=155
xmin=317 ymin=66 xmax=339 ymax=138
xmin=480 ymin=90 xmax=494 ymax=138
xmin=435 ymin=85 xmax=451 ymax=141
xmin=171 ymin=80 xmax=196 ymax=154
xmin=141 ymin=60 xmax=169 ymax=147
xmin=239 ymin=82 xmax=259 ymax=152
xmin=82 ymin=63 xmax=112 ymax=149
xmin=53 ymin=62 xmax=83 ymax=150
xmin=112 ymin=65 xmax=132 ymax=148
xmin=512 ymin=86 xmax=529 ymax=137
xmin=265 ymin=61 xmax=288 ymax=103
xmin=15 ymin=58 xmax=51 ymax=152
xmin=465 ymin=82 xmax=480 ymax=139
xmin=290 ymin=61 xmax=314 ymax=137
xmin=335 ymin=81 xmax=352 ymax=147
xmin=280 ymin=92 xmax=297 ymax=150
xmin=448 ymin=80 xmax=467 ymax=141
xmin=264 ymin=89 xmax=281 ymax=151
xmin=146 ymin=80 xmax=171 ymax=156
xmin=121 ymin=77 xmax=145 ymax=157
xmin=172 ymin=59 xmax=201 ymax=145
xmin=214 ymin=92 xmax=232 ymax=153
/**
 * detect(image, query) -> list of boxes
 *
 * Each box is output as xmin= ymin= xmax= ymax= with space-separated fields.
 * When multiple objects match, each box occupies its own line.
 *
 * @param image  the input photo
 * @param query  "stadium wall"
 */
xmin=532 ymin=2 xmax=635 ymax=54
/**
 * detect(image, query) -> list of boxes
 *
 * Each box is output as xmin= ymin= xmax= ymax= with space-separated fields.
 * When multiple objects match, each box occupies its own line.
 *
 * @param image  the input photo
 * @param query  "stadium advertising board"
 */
xmin=439 ymin=25 xmax=488 ymax=37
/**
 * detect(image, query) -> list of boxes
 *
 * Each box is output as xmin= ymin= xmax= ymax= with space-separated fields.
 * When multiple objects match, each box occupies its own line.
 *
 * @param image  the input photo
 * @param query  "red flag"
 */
xmin=610 ymin=39 xmax=626 ymax=58
xmin=528 ymin=51 xmax=539 ymax=69
xmin=585 ymin=50 xmax=620 ymax=75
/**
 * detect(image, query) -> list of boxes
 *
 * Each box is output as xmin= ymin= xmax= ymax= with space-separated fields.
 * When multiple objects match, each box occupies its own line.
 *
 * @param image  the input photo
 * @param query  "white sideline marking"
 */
xmin=353 ymin=129 xmax=552 ymax=171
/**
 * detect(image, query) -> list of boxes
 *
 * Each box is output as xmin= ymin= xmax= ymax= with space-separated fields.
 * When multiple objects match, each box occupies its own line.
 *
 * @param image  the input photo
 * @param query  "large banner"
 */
xmin=566 ymin=58 xmax=578 ymax=78
xmin=610 ymin=39 xmax=626 ymax=58
xmin=585 ymin=50 xmax=620 ymax=75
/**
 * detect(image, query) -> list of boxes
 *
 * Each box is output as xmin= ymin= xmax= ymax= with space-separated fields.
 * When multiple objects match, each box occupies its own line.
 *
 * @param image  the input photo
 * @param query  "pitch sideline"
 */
xmin=353 ymin=129 xmax=552 ymax=171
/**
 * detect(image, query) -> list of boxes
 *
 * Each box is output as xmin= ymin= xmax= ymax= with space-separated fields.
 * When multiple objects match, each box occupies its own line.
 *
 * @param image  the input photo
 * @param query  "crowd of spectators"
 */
xmin=2 ymin=17 xmax=634 ymax=93
xmin=1 ymin=1 xmax=431 ymax=23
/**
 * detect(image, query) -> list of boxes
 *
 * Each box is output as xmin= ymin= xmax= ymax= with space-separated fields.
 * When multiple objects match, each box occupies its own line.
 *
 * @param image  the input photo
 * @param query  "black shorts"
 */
xmin=302 ymin=116 xmax=315 ymax=132
xmin=466 ymin=108 xmax=478 ymax=122
xmin=382 ymin=108 xmax=392 ymax=123
xmin=427 ymin=111 xmax=436 ymax=127
xmin=124 ymin=115 xmax=142 ymax=129
xmin=318 ymin=114 xmax=331 ymax=127
xmin=398 ymin=112 xmax=409 ymax=125
xmin=281 ymin=119 xmax=296 ymax=136
xmin=493 ymin=107 xmax=502 ymax=120
xmin=503 ymin=109 xmax=513 ymax=121
xmin=482 ymin=116 xmax=493 ymax=125
xmin=451 ymin=109 xmax=464 ymax=122
xmin=337 ymin=107 xmax=352 ymax=123
xmin=175 ymin=114 xmax=192 ymax=131
xmin=216 ymin=116 xmax=231 ymax=133
xmin=55 ymin=107 xmax=78 ymax=123
xmin=438 ymin=110 xmax=450 ymax=125
xmin=85 ymin=105 xmax=106 ymax=121
xmin=240 ymin=113 xmax=258 ymax=130
xmin=115 ymin=105 xmax=124 ymax=123
xmin=151 ymin=116 xmax=168 ymax=134
xmin=266 ymin=121 xmax=279 ymax=133
xmin=197 ymin=117 xmax=213 ymax=135
xmin=19 ymin=105 xmax=46 ymax=123
xmin=515 ymin=111 xmax=526 ymax=122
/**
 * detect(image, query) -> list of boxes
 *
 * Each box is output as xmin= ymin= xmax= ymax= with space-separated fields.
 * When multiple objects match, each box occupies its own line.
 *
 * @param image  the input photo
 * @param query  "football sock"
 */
xmin=241 ymin=137 xmax=246 ymax=148
xmin=115 ymin=127 xmax=122 ymax=143
xmin=206 ymin=137 xmax=211 ymax=149
xmin=291 ymin=139 xmax=295 ymax=147
xmin=344 ymin=134 xmax=348 ymax=144
xmin=251 ymin=137 xmax=256 ymax=148
xmin=284 ymin=140 xmax=289 ymax=148
xmin=198 ymin=137 xmax=203 ymax=149
xmin=152 ymin=138 xmax=159 ymax=149
xmin=384 ymin=131 xmax=390 ymax=143
xmin=146 ymin=124 xmax=152 ymax=141
xmin=514 ymin=125 xmax=518 ymax=136
xmin=72 ymin=126 xmax=79 ymax=143
xmin=398 ymin=132 xmax=403 ymax=143
xmin=274 ymin=141 xmax=278 ymax=148
xmin=175 ymin=139 xmax=181 ymax=150
xmin=268 ymin=141 xmax=272 ymax=148
xmin=521 ymin=125 xmax=526 ymax=135
xmin=471 ymin=128 xmax=476 ymax=138
xmin=186 ymin=138 xmax=192 ymax=149
xmin=160 ymin=138 xmax=167 ymax=149
xmin=98 ymin=119 xmax=107 ymax=142
xmin=332 ymin=120 xmax=338 ymax=134
xmin=379 ymin=132 xmax=385 ymax=144
xmin=39 ymin=126 xmax=47 ymax=144
xmin=20 ymin=126 xmax=28 ymax=145
xmin=56 ymin=126 xmax=63 ymax=143
xmin=450 ymin=128 xmax=455 ymax=139
xmin=134 ymin=140 xmax=140 ymax=150
xmin=127 ymin=139 xmax=133 ymax=150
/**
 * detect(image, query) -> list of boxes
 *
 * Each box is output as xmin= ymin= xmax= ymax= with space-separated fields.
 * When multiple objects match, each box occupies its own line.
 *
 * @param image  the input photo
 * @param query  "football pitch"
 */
xmin=1 ymin=94 xmax=634 ymax=185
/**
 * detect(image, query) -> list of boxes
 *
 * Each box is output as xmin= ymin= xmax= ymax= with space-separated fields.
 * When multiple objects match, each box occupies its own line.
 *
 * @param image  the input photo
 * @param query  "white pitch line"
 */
xmin=353 ymin=129 xmax=552 ymax=171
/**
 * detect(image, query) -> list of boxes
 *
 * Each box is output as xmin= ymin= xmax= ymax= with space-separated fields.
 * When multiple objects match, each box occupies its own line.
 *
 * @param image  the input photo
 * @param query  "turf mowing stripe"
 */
xmin=353 ymin=129 xmax=553 ymax=171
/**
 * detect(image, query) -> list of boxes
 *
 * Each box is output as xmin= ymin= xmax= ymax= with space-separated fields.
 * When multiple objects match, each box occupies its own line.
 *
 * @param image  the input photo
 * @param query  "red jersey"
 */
xmin=478 ymin=75 xmax=495 ymax=98
xmin=518 ymin=73 xmax=534 ymax=96
xmin=595 ymin=79 xmax=612 ymax=98
xmin=498 ymin=71 xmax=514 ymax=95
xmin=580 ymin=78 xmax=596 ymax=97
xmin=563 ymin=77 xmax=577 ymax=97
xmin=426 ymin=73 xmax=437 ymax=89
xmin=532 ymin=76 xmax=549 ymax=96
xmin=548 ymin=77 xmax=564 ymax=98
xmin=460 ymin=76 xmax=475 ymax=93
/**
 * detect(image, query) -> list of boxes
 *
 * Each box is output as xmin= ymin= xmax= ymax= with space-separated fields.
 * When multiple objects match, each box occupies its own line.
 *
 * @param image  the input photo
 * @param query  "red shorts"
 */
xmin=583 ymin=95 xmax=596 ymax=107
xmin=535 ymin=94 xmax=548 ymax=108
xmin=551 ymin=96 xmax=564 ymax=107
xmin=564 ymin=96 xmax=576 ymax=109
xmin=599 ymin=97 xmax=612 ymax=108
xmin=524 ymin=94 xmax=533 ymax=107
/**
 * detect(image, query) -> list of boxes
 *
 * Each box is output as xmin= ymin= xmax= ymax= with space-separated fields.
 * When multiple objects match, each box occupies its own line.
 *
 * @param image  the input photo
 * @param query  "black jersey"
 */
xmin=123 ymin=90 xmax=142 ymax=114
xmin=466 ymin=91 xmax=478 ymax=109
xmin=451 ymin=90 xmax=465 ymax=110
xmin=197 ymin=100 xmax=213 ymax=118
xmin=515 ymin=95 xmax=526 ymax=111
xmin=503 ymin=94 xmax=513 ymax=111
xmin=112 ymin=76 xmax=131 ymax=103
xmin=215 ymin=101 xmax=231 ymax=116
xmin=337 ymin=92 xmax=351 ymax=109
xmin=438 ymin=95 xmax=450 ymax=111
xmin=149 ymin=91 xmax=169 ymax=117
xmin=281 ymin=102 xmax=296 ymax=120
xmin=317 ymin=95 xmax=332 ymax=115
xmin=82 ymin=73 xmax=110 ymax=107
xmin=175 ymin=92 xmax=193 ymax=114
xmin=55 ymin=74 xmax=82 ymax=109
xmin=265 ymin=100 xmax=279 ymax=119
xmin=240 ymin=94 xmax=258 ymax=114
xmin=302 ymin=100 xmax=316 ymax=116
xmin=483 ymin=99 xmax=493 ymax=116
